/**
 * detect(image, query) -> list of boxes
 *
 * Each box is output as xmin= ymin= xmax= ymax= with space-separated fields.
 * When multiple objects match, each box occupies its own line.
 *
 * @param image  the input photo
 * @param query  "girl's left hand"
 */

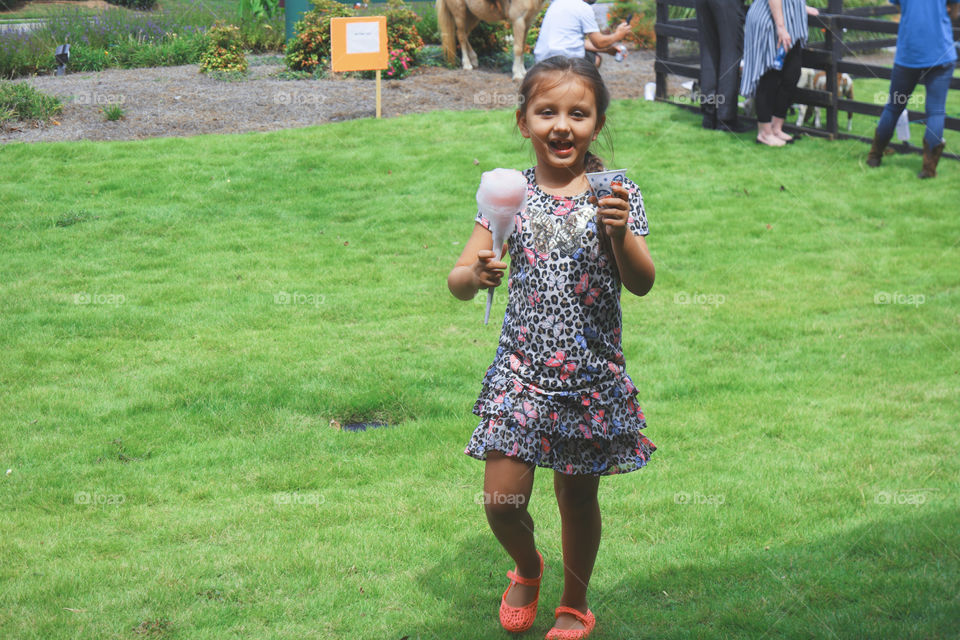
xmin=591 ymin=184 xmax=630 ymax=240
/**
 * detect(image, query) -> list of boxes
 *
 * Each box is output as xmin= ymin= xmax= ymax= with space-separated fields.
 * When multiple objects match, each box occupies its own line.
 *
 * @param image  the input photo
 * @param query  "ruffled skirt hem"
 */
xmin=466 ymin=370 xmax=656 ymax=476
xmin=464 ymin=418 xmax=656 ymax=476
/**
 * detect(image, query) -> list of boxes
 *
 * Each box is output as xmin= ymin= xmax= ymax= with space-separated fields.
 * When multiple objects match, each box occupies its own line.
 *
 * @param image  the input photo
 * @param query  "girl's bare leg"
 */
xmin=552 ymin=471 xmax=601 ymax=631
xmin=484 ymin=451 xmax=539 ymax=606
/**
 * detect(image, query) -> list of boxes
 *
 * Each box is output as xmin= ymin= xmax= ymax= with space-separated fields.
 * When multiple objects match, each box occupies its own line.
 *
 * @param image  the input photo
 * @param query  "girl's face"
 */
xmin=517 ymin=72 xmax=604 ymax=175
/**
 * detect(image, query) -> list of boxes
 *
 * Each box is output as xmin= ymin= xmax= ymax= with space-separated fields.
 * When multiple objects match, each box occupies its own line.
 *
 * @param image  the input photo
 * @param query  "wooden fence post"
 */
xmin=655 ymin=0 xmax=669 ymax=100
xmin=823 ymin=13 xmax=841 ymax=138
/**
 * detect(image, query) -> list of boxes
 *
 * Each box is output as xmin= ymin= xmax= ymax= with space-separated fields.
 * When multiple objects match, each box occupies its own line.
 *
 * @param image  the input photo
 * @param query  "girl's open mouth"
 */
xmin=549 ymin=139 xmax=574 ymax=156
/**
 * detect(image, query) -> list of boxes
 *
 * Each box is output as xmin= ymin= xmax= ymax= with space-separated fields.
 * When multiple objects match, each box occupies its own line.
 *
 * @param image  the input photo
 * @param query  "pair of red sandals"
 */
xmin=499 ymin=551 xmax=596 ymax=639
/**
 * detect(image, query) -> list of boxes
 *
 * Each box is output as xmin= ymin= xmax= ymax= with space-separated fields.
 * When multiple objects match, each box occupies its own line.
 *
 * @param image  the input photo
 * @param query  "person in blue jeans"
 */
xmin=867 ymin=0 xmax=960 ymax=178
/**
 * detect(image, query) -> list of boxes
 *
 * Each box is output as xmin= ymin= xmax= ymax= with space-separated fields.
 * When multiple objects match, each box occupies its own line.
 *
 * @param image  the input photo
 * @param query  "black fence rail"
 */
xmin=654 ymin=0 xmax=960 ymax=160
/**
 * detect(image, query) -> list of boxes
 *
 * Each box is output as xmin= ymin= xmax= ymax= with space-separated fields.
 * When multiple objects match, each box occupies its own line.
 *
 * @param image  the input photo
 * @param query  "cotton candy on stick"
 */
xmin=476 ymin=168 xmax=527 ymax=325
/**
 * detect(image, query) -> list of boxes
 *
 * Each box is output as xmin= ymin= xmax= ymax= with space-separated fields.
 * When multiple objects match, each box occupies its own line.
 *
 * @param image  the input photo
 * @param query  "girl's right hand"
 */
xmin=474 ymin=249 xmax=507 ymax=290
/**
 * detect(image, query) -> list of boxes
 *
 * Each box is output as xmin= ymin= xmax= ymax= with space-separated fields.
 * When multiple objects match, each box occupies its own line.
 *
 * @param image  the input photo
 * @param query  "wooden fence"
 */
xmin=654 ymin=0 xmax=960 ymax=159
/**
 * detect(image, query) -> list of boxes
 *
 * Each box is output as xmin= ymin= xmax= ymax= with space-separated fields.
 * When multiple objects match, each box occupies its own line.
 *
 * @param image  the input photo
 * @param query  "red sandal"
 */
xmin=545 ymin=606 xmax=596 ymax=639
xmin=499 ymin=550 xmax=544 ymax=633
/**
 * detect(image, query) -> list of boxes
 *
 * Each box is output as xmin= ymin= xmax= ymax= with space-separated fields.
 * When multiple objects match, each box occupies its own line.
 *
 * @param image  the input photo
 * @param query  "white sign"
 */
xmin=346 ymin=21 xmax=380 ymax=55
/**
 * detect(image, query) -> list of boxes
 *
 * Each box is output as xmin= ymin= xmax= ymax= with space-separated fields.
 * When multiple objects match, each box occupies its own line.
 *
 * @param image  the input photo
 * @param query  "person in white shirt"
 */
xmin=533 ymin=0 xmax=632 ymax=67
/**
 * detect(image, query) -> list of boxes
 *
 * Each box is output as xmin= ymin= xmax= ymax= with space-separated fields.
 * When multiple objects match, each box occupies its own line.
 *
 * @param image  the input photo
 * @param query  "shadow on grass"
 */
xmin=417 ymin=508 xmax=959 ymax=639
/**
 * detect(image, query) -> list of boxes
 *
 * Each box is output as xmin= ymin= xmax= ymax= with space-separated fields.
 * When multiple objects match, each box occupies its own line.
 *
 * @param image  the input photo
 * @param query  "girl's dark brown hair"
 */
xmin=517 ymin=55 xmax=611 ymax=172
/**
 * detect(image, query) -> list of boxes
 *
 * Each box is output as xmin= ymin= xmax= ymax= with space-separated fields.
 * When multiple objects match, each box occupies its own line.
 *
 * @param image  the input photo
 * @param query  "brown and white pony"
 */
xmin=436 ymin=0 xmax=547 ymax=80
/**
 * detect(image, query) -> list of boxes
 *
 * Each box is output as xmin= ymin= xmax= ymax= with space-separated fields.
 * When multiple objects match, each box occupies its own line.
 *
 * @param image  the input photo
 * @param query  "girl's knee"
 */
xmin=483 ymin=491 xmax=530 ymax=522
xmin=554 ymin=476 xmax=600 ymax=514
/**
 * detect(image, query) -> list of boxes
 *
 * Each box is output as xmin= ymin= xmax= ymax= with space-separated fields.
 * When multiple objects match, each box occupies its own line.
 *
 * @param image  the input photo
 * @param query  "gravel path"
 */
xmin=1 ymin=50 xmax=662 ymax=144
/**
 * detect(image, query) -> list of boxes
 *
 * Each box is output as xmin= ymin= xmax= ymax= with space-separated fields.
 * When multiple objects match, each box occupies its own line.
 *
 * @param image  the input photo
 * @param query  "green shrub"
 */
xmin=199 ymin=23 xmax=248 ymax=74
xmin=382 ymin=0 xmax=424 ymax=59
xmin=0 ymin=35 xmax=53 ymax=78
xmin=104 ymin=0 xmax=157 ymax=9
xmin=468 ymin=20 xmax=511 ymax=58
xmin=239 ymin=0 xmax=280 ymax=22
xmin=0 ymin=81 xmax=63 ymax=123
xmin=417 ymin=9 xmax=440 ymax=45
xmin=415 ymin=43 xmax=455 ymax=68
xmin=239 ymin=17 xmax=285 ymax=53
xmin=608 ymin=0 xmax=656 ymax=49
xmin=284 ymin=0 xmax=354 ymax=72
xmin=103 ymin=104 xmax=124 ymax=121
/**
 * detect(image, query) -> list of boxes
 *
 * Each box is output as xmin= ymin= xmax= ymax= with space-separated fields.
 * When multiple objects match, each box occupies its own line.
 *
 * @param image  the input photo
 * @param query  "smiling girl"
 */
xmin=447 ymin=56 xmax=657 ymax=639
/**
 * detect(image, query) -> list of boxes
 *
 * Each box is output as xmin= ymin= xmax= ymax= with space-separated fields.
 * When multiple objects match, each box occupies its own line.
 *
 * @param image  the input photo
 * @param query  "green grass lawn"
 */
xmin=0 ymin=0 xmax=240 ymax=21
xmin=0 ymin=100 xmax=958 ymax=639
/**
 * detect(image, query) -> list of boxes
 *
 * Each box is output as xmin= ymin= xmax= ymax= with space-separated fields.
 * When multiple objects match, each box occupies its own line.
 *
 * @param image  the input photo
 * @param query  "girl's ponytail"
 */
xmin=584 ymin=151 xmax=605 ymax=173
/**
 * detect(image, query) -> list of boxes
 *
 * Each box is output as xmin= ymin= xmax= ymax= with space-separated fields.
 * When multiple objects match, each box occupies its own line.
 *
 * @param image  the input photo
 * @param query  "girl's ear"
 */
xmin=592 ymin=114 xmax=606 ymax=141
xmin=517 ymin=109 xmax=531 ymax=139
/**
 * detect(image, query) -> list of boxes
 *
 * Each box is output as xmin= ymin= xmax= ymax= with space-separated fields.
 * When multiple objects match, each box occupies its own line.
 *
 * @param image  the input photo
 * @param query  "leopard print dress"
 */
xmin=464 ymin=167 xmax=656 ymax=476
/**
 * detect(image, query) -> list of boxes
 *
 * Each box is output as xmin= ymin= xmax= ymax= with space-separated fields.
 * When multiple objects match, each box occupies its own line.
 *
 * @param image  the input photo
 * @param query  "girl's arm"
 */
xmin=596 ymin=185 xmax=655 ymax=297
xmin=448 ymin=223 xmax=508 ymax=300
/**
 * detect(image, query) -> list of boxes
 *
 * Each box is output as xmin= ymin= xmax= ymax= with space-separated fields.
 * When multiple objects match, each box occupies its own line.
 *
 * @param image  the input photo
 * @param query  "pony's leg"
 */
xmin=455 ymin=15 xmax=476 ymax=70
xmin=464 ymin=14 xmax=480 ymax=68
xmin=510 ymin=16 xmax=528 ymax=80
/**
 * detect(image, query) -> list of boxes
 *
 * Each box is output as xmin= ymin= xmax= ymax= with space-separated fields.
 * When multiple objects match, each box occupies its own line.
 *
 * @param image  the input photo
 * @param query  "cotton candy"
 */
xmin=475 ymin=168 xmax=527 ymax=324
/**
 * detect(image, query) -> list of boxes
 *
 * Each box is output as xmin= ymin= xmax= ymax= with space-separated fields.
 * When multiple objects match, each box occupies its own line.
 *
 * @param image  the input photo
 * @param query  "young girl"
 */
xmin=447 ymin=56 xmax=656 ymax=639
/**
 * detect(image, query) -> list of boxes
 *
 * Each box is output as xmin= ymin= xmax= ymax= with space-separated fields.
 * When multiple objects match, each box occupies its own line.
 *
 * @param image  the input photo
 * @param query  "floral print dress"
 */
xmin=464 ymin=168 xmax=656 ymax=476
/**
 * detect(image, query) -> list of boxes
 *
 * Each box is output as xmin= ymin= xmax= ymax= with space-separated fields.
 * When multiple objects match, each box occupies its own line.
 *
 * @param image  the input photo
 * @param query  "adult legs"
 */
xmin=695 ymin=0 xmax=721 ymax=128
xmin=918 ymin=62 xmax=954 ymax=178
xmin=755 ymin=69 xmax=786 ymax=146
xmin=550 ymin=471 xmax=602 ymax=632
xmin=483 ymin=451 xmax=540 ymax=607
xmin=770 ymin=44 xmax=802 ymax=141
xmin=920 ymin=62 xmax=954 ymax=148
xmin=713 ymin=0 xmax=745 ymax=123
xmin=869 ymin=63 xmax=921 ymax=165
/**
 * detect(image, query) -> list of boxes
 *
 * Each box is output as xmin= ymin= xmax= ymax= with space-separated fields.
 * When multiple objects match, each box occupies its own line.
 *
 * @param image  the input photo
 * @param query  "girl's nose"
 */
xmin=553 ymin=115 xmax=571 ymax=132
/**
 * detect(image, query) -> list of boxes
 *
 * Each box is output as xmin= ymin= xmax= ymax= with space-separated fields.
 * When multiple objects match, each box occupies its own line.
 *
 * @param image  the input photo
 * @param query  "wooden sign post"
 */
xmin=330 ymin=16 xmax=389 ymax=118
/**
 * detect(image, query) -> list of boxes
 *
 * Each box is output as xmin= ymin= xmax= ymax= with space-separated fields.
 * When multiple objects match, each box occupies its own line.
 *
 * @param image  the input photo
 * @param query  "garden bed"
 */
xmin=0 ymin=50 xmax=661 ymax=144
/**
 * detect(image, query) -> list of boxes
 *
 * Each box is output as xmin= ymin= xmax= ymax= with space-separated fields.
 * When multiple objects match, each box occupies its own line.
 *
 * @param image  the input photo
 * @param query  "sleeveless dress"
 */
xmin=740 ymin=0 xmax=809 ymax=98
xmin=464 ymin=168 xmax=656 ymax=476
